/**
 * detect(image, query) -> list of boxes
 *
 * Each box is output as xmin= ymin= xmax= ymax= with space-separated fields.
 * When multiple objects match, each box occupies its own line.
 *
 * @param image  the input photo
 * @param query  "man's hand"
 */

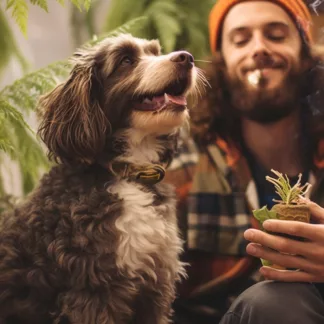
xmin=244 ymin=199 xmax=324 ymax=282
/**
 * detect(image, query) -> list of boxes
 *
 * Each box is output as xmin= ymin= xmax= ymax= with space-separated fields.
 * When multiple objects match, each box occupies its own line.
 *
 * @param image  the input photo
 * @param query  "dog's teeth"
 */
xmin=143 ymin=98 xmax=153 ymax=104
xmin=164 ymin=93 xmax=169 ymax=103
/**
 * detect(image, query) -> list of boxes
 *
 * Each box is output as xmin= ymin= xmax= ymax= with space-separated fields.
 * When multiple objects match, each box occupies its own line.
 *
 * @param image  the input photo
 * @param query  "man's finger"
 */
xmin=263 ymin=220 xmax=324 ymax=242
xmin=244 ymin=228 xmax=318 ymax=260
xmin=246 ymin=243 xmax=318 ymax=274
xmin=260 ymin=266 xmax=322 ymax=283
xmin=297 ymin=197 xmax=324 ymax=223
xmin=307 ymin=201 xmax=324 ymax=223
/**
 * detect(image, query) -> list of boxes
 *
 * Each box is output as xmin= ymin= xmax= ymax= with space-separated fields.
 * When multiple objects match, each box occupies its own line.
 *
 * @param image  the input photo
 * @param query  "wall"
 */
xmin=0 ymin=1 xmax=110 ymax=196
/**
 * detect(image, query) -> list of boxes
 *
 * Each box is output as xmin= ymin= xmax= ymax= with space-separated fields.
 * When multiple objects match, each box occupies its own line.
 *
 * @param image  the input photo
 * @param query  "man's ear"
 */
xmin=38 ymin=49 xmax=110 ymax=164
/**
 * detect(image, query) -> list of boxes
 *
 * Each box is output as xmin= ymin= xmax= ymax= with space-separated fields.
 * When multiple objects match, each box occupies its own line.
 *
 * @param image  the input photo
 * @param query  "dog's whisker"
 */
xmin=195 ymin=59 xmax=212 ymax=63
xmin=196 ymin=70 xmax=211 ymax=89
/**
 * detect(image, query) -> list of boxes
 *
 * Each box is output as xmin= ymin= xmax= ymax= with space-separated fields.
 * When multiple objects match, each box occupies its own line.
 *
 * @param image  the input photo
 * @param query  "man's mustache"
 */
xmin=242 ymin=57 xmax=286 ymax=72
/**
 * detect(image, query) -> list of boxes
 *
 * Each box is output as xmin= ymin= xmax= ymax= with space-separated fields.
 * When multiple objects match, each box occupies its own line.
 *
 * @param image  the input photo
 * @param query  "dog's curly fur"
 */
xmin=0 ymin=34 xmax=205 ymax=324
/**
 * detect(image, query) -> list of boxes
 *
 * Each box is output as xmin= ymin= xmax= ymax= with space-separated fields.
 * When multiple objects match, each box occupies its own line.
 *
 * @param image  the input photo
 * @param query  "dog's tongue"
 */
xmin=166 ymin=94 xmax=187 ymax=106
xmin=134 ymin=94 xmax=187 ymax=111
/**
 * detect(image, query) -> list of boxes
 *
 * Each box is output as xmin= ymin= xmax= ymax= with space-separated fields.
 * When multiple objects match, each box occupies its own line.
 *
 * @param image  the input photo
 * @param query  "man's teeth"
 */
xmin=248 ymin=69 xmax=262 ymax=86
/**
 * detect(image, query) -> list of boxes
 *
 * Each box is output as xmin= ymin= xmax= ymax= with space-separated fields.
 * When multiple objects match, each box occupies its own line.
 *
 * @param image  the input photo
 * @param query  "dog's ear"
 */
xmin=38 ymin=48 xmax=110 ymax=164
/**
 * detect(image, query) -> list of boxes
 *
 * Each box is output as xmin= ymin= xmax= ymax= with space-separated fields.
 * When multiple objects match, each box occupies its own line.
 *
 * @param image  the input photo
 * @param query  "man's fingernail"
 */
xmin=260 ymin=267 xmax=268 ymax=276
xmin=246 ymin=244 xmax=257 ymax=255
xmin=244 ymin=229 xmax=255 ymax=240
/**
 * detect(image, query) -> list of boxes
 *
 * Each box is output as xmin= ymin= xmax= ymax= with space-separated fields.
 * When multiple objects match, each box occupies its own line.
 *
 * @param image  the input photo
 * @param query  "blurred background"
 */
xmin=0 ymin=0 xmax=324 ymax=213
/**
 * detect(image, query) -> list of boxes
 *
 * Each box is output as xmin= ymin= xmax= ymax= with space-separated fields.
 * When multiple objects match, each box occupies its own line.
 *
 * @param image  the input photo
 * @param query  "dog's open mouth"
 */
xmin=133 ymin=80 xmax=189 ymax=112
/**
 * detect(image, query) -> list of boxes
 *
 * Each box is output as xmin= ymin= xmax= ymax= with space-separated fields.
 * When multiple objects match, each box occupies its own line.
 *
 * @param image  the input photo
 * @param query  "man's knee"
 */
xmin=221 ymin=281 xmax=324 ymax=324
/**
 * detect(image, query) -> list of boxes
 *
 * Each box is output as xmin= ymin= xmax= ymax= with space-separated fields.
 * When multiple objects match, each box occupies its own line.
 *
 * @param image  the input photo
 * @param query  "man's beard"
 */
xmin=225 ymin=68 xmax=305 ymax=124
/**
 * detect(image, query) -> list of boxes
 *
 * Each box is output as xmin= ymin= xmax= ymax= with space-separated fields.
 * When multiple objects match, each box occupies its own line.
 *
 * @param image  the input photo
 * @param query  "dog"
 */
xmin=0 ymin=34 xmax=205 ymax=324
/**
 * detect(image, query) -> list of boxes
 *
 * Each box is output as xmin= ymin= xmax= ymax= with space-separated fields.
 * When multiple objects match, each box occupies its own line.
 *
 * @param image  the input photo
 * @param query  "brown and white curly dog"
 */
xmin=0 ymin=34 xmax=205 ymax=324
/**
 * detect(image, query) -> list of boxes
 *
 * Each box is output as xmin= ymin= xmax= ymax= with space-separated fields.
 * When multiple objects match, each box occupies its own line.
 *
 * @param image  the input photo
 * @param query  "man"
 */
xmin=166 ymin=1 xmax=324 ymax=323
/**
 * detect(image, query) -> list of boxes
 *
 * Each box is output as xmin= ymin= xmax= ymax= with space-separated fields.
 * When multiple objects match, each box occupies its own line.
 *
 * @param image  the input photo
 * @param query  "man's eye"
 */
xmin=268 ymin=35 xmax=285 ymax=41
xmin=234 ymin=39 xmax=249 ymax=47
xmin=232 ymin=34 xmax=250 ymax=47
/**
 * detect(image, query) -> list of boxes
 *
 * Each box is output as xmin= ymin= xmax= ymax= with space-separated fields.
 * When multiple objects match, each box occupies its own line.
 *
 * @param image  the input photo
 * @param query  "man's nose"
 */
xmin=251 ymin=34 xmax=271 ymax=60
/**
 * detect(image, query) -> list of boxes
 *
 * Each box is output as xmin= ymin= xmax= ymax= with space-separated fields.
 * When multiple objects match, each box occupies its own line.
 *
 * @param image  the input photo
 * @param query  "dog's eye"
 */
xmin=120 ymin=56 xmax=133 ymax=66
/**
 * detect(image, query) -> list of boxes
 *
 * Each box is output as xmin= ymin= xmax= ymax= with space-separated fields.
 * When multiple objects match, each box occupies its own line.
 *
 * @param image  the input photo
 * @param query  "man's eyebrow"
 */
xmin=266 ymin=21 xmax=290 ymax=29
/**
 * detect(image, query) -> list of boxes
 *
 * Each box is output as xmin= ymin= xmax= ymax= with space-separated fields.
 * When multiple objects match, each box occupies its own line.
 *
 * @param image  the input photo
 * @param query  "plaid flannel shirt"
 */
xmin=164 ymin=130 xmax=324 ymax=299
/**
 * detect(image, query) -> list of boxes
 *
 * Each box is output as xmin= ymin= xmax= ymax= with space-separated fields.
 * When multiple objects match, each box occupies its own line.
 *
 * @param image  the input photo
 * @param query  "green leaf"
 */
xmin=0 ymin=100 xmax=34 ymax=133
xmin=6 ymin=0 xmax=29 ymax=36
xmin=11 ymin=120 xmax=49 ymax=194
xmin=88 ymin=16 xmax=149 ymax=46
xmin=252 ymin=206 xmax=278 ymax=229
xmin=30 ymin=0 xmax=49 ymax=12
xmin=56 ymin=0 xmax=65 ymax=5
xmin=0 ymin=138 xmax=16 ymax=158
xmin=83 ymin=0 xmax=92 ymax=11
xmin=261 ymin=259 xmax=273 ymax=267
xmin=253 ymin=206 xmax=279 ymax=267
xmin=0 ymin=8 xmax=29 ymax=77
xmin=70 ymin=0 xmax=82 ymax=10
xmin=104 ymin=0 xmax=146 ymax=32
xmin=151 ymin=13 xmax=181 ymax=53
xmin=103 ymin=0 xmax=213 ymax=59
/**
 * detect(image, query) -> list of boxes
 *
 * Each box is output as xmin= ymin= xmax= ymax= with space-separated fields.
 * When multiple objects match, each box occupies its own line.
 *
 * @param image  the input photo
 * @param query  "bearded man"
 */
xmin=166 ymin=1 xmax=324 ymax=323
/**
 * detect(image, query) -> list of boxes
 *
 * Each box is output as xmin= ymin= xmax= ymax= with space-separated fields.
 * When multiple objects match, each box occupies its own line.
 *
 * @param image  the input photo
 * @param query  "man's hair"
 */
xmin=209 ymin=0 xmax=313 ymax=52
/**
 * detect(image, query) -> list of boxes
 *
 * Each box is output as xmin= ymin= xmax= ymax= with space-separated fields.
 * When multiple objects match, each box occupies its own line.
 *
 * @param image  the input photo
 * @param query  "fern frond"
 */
xmin=70 ymin=0 xmax=82 ymax=10
xmin=0 ymin=16 xmax=148 ymax=116
xmin=0 ymin=102 xmax=47 ymax=193
xmin=10 ymin=119 xmax=49 ymax=194
xmin=103 ymin=0 xmax=214 ymax=59
xmin=30 ymin=0 xmax=48 ymax=12
xmin=0 ymin=100 xmax=34 ymax=133
xmin=6 ymin=0 xmax=29 ymax=36
xmin=0 ymin=17 xmax=149 ymax=195
xmin=0 ymin=8 xmax=29 ymax=77
xmin=0 ymin=170 xmax=4 ymax=197
xmin=104 ymin=0 xmax=146 ymax=32
xmin=88 ymin=16 xmax=149 ymax=46
xmin=151 ymin=13 xmax=180 ymax=53
xmin=0 ymin=138 xmax=16 ymax=159
xmin=70 ymin=0 xmax=92 ymax=11
xmin=16 ymin=135 xmax=49 ymax=194
xmin=5 ymin=0 xmax=93 ymax=36
xmin=0 ymin=61 xmax=70 ymax=114
xmin=84 ymin=0 xmax=92 ymax=11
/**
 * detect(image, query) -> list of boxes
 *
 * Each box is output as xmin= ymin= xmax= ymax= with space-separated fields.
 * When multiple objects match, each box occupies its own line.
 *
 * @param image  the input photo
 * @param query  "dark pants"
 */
xmin=220 ymin=281 xmax=324 ymax=324
xmin=173 ymin=281 xmax=324 ymax=324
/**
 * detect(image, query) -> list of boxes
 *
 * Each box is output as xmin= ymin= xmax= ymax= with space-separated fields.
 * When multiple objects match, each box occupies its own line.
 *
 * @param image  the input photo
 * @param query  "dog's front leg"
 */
xmin=132 ymin=289 xmax=175 ymax=324
xmin=55 ymin=291 xmax=114 ymax=324
xmin=55 ymin=288 xmax=136 ymax=324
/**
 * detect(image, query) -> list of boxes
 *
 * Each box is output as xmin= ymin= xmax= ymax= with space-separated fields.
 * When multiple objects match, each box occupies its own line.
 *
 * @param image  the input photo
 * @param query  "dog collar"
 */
xmin=109 ymin=162 xmax=166 ymax=185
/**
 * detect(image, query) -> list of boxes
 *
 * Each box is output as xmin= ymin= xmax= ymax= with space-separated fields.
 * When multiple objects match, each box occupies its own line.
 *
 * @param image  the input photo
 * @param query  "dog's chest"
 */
xmin=108 ymin=180 xmax=183 ymax=281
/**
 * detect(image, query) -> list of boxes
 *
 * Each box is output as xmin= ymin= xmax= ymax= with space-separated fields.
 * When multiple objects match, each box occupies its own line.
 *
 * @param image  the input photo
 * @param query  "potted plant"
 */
xmin=252 ymin=169 xmax=312 ymax=269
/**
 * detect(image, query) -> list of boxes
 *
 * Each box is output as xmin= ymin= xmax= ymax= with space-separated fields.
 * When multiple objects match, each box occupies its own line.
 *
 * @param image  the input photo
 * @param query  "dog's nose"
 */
xmin=170 ymin=51 xmax=194 ymax=69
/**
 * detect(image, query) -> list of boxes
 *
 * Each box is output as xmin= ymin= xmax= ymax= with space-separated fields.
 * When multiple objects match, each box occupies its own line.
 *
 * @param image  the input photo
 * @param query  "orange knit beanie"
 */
xmin=209 ymin=0 xmax=314 ymax=53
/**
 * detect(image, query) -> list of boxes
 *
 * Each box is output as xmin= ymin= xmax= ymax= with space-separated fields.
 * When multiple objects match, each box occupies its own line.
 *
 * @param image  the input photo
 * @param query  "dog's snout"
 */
xmin=170 ymin=51 xmax=194 ymax=69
